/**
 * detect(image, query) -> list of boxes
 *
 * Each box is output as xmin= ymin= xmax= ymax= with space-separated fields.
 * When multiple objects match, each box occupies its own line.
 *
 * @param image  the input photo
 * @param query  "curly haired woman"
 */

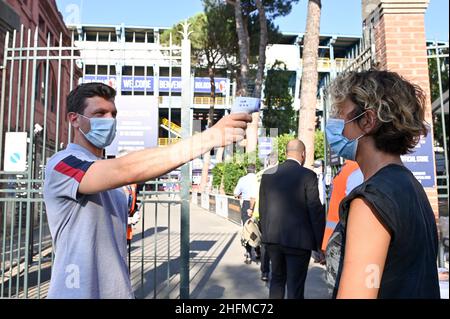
xmin=325 ymin=70 xmax=440 ymax=299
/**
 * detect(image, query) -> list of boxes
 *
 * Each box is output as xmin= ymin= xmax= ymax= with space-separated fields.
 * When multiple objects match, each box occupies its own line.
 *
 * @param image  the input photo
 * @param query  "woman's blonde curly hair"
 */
xmin=329 ymin=70 xmax=428 ymax=155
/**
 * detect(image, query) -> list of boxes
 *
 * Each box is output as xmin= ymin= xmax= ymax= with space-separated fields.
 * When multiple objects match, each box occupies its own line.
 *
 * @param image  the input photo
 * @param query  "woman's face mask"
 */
xmin=325 ymin=111 xmax=366 ymax=161
xmin=78 ymin=113 xmax=117 ymax=149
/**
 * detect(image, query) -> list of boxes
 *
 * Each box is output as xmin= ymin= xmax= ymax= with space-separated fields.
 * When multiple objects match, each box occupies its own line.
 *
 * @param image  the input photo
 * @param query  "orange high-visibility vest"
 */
xmin=127 ymin=226 xmax=133 ymax=241
xmin=321 ymin=160 xmax=360 ymax=251
xmin=124 ymin=184 xmax=138 ymax=241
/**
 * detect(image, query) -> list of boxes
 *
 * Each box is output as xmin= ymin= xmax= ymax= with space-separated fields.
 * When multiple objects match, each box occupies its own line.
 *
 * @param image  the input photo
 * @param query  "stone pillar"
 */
xmin=362 ymin=0 xmax=439 ymax=217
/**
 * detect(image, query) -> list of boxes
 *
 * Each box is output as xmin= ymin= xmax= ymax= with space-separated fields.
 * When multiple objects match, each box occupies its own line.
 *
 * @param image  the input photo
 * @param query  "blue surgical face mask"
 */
xmin=78 ymin=114 xmax=117 ymax=149
xmin=325 ymin=112 xmax=366 ymax=161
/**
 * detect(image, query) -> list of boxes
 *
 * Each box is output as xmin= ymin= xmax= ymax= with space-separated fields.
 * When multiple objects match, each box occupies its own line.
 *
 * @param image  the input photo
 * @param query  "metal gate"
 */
xmin=0 ymin=23 xmax=192 ymax=299
xmin=427 ymin=41 xmax=449 ymax=268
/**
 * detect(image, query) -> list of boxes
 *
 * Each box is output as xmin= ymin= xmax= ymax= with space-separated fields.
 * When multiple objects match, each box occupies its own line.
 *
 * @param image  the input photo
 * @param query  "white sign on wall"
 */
xmin=201 ymin=193 xmax=210 ymax=211
xmin=3 ymin=132 xmax=27 ymax=172
xmin=105 ymin=96 xmax=159 ymax=156
xmin=215 ymin=195 xmax=229 ymax=219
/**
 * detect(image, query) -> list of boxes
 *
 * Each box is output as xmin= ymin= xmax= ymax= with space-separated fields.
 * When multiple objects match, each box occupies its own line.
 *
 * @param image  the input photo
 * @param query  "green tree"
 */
xmin=225 ymin=0 xmax=299 ymax=153
xmin=428 ymin=47 xmax=449 ymax=149
xmin=262 ymin=61 xmax=297 ymax=135
xmin=428 ymin=47 xmax=449 ymax=102
xmin=161 ymin=4 xmax=236 ymax=191
xmin=160 ymin=13 xmax=207 ymax=64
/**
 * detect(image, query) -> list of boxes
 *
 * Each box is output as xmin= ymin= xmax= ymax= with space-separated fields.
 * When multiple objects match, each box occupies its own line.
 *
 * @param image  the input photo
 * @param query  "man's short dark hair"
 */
xmin=67 ymin=82 xmax=116 ymax=115
xmin=247 ymin=164 xmax=256 ymax=173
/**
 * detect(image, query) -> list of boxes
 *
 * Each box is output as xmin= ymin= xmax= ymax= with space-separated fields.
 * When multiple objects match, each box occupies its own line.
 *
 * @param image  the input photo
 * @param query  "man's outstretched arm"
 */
xmin=78 ymin=113 xmax=252 ymax=194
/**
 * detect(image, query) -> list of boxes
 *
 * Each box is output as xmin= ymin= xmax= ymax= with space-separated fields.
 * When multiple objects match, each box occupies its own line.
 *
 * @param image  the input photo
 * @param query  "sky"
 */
xmin=55 ymin=0 xmax=449 ymax=41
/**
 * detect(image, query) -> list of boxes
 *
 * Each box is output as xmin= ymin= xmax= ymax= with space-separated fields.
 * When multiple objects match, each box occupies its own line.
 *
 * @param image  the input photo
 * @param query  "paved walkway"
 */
xmin=189 ymin=202 xmax=330 ymax=299
xmin=130 ymin=196 xmax=329 ymax=299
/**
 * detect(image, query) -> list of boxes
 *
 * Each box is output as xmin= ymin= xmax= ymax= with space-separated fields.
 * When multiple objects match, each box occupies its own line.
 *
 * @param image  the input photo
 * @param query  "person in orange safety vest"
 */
xmin=321 ymin=160 xmax=363 ymax=251
xmin=124 ymin=183 xmax=139 ymax=241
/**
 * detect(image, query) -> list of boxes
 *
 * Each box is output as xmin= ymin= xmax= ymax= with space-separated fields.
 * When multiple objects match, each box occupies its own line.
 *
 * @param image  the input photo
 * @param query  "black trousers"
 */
xmin=260 ymin=243 xmax=270 ymax=274
xmin=285 ymin=248 xmax=311 ymax=299
xmin=266 ymin=244 xmax=311 ymax=299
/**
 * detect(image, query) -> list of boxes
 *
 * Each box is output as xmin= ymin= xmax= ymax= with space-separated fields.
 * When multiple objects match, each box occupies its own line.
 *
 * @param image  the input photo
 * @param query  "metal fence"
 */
xmin=0 ymin=26 xmax=76 ymax=298
xmin=129 ymin=181 xmax=183 ymax=299
xmin=427 ymin=41 xmax=449 ymax=268
xmin=427 ymin=42 xmax=449 ymax=218
xmin=0 ymin=25 xmax=192 ymax=298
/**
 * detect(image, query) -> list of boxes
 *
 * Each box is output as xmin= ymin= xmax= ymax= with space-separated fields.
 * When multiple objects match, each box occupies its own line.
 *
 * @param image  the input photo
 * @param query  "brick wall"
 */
xmin=1 ymin=0 xmax=75 ymax=154
xmin=370 ymin=0 xmax=439 ymax=218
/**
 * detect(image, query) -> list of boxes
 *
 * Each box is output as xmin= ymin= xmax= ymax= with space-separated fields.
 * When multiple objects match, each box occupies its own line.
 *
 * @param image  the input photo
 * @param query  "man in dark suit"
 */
xmin=259 ymin=139 xmax=325 ymax=299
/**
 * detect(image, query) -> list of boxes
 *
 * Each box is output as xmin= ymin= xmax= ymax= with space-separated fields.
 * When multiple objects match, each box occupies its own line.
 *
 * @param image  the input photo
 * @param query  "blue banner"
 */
xmin=121 ymin=76 xmax=154 ymax=91
xmin=401 ymin=133 xmax=436 ymax=188
xmin=82 ymin=75 xmax=228 ymax=93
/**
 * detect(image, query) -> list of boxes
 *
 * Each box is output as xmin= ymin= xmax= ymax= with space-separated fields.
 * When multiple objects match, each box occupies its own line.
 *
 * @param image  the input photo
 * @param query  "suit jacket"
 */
xmin=259 ymin=159 xmax=325 ymax=251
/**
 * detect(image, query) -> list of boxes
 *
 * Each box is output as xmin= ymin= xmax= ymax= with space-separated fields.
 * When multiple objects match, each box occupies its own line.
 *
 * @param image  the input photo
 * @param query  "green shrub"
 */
xmin=272 ymin=133 xmax=296 ymax=163
xmin=211 ymin=162 xmax=224 ymax=189
xmin=315 ymin=130 xmax=325 ymax=160
xmin=223 ymin=161 xmax=246 ymax=195
xmin=211 ymin=150 xmax=262 ymax=195
xmin=270 ymin=131 xmax=325 ymax=162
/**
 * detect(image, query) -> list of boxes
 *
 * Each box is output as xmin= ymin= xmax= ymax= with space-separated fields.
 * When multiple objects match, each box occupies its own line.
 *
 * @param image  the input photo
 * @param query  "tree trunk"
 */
xmin=254 ymin=0 xmax=267 ymax=99
xmin=246 ymin=0 xmax=268 ymax=155
xmin=199 ymin=64 xmax=217 ymax=192
xmin=298 ymin=0 xmax=321 ymax=168
xmin=233 ymin=0 xmax=250 ymax=96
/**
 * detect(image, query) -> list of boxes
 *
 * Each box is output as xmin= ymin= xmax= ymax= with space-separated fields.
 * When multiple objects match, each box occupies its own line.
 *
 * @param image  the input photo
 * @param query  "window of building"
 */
xmin=125 ymin=31 xmax=153 ymax=43
xmin=85 ymin=65 xmax=95 ymax=74
xmin=85 ymin=31 xmax=117 ymax=42
xmin=160 ymin=67 xmax=181 ymax=77
xmin=38 ymin=15 xmax=46 ymax=35
xmin=97 ymin=31 xmax=117 ymax=42
xmin=35 ymin=62 xmax=47 ymax=105
xmin=122 ymin=66 xmax=133 ymax=75
xmin=122 ymin=66 xmax=155 ymax=76
xmin=85 ymin=65 xmax=116 ymax=75
xmin=50 ymin=77 xmax=57 ymax=113
xmin=97 ymin=65 xmax=116 ymax=75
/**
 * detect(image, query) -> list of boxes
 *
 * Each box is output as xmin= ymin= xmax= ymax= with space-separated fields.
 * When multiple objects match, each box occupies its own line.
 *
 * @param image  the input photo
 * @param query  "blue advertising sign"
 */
xmin=121 ymin=76 xmax=154 ymax=91
xmin=401 ymin=133 xmax=436 ymax=188
xmin=193 ymin=77 xmax=228 ymax=94
xmin=105 ymin=96 xmax=159 ymax=156
xmin=82 ymin=75 xmax=119 ymax=90
xmin=82 ymin=75 xmax=228 ymax=93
